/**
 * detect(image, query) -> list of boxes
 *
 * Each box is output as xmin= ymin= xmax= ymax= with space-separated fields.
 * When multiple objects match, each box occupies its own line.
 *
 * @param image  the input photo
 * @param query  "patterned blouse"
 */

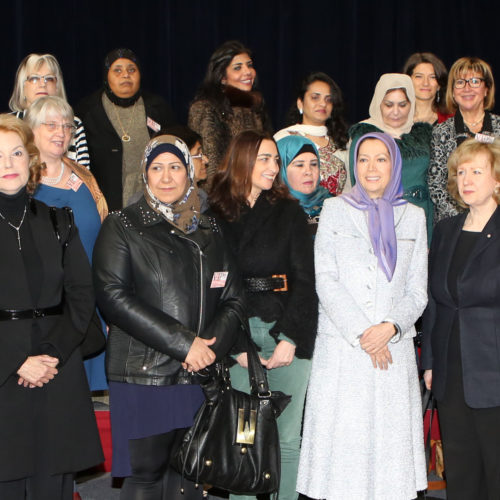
xmin=318 ymin=139 xmax=347 ymax=195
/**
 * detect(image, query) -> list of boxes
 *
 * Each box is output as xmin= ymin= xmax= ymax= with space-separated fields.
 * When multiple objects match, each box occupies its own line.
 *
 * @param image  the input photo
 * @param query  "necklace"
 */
xmin=464 ymin=113 xmax=485 ymax=129
xmin=112 ymin=101 xmax=137 ymax=142
xmin=0 ymin=205 xmax=27 ymax=250
xmin=43 ymin=161 xmax=65 ymax=185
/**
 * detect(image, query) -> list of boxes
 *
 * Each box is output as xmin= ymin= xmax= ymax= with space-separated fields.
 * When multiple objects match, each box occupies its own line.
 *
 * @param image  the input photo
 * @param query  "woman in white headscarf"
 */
xmin=348 ymin=73 xmax=434 ymax=240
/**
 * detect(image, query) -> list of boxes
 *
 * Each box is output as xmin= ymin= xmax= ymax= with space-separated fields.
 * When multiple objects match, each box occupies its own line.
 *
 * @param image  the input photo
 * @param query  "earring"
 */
xmin=436 ymin=91 xmax=440 ymax=104
xmin=298 ymin=108 xmax=303 ymax=115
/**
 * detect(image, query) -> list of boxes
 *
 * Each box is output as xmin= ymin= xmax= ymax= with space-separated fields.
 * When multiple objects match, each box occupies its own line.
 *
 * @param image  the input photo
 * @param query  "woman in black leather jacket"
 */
xmin=93 ymin=134 xmax=245 ymax=500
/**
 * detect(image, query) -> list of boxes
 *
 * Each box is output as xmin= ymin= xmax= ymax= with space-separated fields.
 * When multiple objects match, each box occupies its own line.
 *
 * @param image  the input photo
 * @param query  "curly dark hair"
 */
xmin=402 ymin=52 xmax=449 ymax=115
xmin=285 ymin=72 xmax=349 ymax=149
xmin=210 ymin=130 xmax=290 ymax=222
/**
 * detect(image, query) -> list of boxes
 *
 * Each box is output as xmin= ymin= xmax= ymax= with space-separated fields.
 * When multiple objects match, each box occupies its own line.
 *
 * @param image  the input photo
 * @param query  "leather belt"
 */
xmin=0 ymin=304 xmax=63 ymax=321
xmin=244 ymin=274 xmax=288 ymax=293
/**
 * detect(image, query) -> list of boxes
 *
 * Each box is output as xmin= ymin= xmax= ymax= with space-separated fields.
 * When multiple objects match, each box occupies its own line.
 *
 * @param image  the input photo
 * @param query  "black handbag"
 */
xmin=172 ymin=328 xmax=291 ymax=495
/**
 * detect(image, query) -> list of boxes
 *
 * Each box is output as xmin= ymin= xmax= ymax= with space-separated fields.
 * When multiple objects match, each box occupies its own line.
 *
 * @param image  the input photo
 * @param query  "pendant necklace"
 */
xmin=464 ymin=113 xmax=485 ymax=130
xmin=0 ymin=205 xmax=27 ymax=250
xmin=42 ymin=161 xmax=65 ymax=185
xmin=113 ymin=101 xmax=137 ymax=142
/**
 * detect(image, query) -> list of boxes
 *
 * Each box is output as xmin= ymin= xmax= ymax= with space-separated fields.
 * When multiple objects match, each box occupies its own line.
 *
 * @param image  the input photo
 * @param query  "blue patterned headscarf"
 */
xmin=277 ymin=135 xmax=331 ymax=217
xmin=342 ymin=132 xmax=407 ymax=281
xmin=142 ymin=135 xmax=200 ymax=234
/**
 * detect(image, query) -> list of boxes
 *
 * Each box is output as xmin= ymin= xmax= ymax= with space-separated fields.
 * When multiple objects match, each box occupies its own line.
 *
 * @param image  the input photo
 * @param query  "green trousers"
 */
xmin=229 ymin=318 xmax=311 ymax=500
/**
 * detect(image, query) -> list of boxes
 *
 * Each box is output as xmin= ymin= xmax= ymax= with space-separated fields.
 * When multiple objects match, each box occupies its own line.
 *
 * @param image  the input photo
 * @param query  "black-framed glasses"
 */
xmin=454 ymin=77 xmax=485 ymax=89
xmin=25 ymin=74 xmax=57 ymax=85
xmin=41 ymin=122 xmax=76 ymax=134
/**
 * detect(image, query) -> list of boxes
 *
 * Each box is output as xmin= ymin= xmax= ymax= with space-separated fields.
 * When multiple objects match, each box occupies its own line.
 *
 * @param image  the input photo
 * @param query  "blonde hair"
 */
xmin=9 ymin=54 xmax=67 ymax=112
xmin=446 ymin=57 xmax=495 ymax=112
xmin=0 ymin=114 xmax=43 ymax=194
xmin=447 ymin=137 xmax=500 ymax=207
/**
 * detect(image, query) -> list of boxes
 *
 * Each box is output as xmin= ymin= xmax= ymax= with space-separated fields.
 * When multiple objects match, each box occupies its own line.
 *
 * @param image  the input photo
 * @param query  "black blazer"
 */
xmin=422 ymin=206 xmax=500 ymax=408
xmin=76 ymin=90 xmax=176 ymax=211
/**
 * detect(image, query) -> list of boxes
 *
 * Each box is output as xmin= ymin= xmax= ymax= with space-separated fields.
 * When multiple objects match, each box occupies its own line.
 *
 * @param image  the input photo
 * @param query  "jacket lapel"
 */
xmin=461 ymin=206 xmax=500 ymax=278
xmin=436 ymin=212 xmax=467 ymax=303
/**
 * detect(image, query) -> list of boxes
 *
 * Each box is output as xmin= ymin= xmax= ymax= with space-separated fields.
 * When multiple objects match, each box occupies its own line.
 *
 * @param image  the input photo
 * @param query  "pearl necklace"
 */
xmin=0 ymin=205 xmax=27 ymax=250
xmin=43 ymin=161 xmax=65 ymax=185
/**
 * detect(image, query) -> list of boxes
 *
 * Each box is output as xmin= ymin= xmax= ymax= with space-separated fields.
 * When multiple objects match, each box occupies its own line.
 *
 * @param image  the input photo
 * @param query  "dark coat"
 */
xmin=92 ymin=197 xmax=246 ymax=385
xmin=0 ymin=200 xmax=103 ymax=481
xmin=219 ymin=195 xmax=318 ymax=359
xmin=422 ymin=206 xmax=500 ymax=408
xmin=76 ymin=90 xmax=176 ymax=211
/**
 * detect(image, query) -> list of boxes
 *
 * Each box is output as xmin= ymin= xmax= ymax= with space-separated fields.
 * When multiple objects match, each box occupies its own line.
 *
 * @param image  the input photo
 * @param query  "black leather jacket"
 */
xmin=93 ymin=197 xmax=245 ymax=385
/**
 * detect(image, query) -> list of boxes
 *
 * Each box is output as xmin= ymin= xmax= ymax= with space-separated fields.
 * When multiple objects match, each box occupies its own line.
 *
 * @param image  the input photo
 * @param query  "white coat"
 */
xmin=297 ymin=196 xmax=428 ymax=500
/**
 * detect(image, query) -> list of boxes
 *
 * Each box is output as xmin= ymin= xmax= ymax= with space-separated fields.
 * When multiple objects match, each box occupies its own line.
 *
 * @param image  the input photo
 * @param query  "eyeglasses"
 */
xmin=41 ymin=122 xmax=76 ymax=134
xmin=25 ymin=74 xmax=57 ymax=85
xmin=191 ymin=151 xmax=205 ymax=160
xmin=454 ymin=77 xmax=485 ymax=89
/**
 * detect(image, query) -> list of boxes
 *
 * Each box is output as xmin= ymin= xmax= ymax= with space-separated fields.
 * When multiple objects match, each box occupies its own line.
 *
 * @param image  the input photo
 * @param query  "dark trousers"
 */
xmin=0 ymin=472 xmax=73 ymax=500
xmin=438 ymin=357 xmax=500 ymax=500
xmin=121 ymin=428 xmax=204 ymax=500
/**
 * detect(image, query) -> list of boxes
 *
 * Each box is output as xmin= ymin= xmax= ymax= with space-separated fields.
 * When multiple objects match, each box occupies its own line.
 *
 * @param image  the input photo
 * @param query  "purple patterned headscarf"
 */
xmin=342 ymin=132 xmax=407 ymax=281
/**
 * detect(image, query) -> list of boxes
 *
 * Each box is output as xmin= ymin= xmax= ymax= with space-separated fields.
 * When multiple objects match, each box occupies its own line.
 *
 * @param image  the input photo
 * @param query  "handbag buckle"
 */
xmin=236 ymin=408 xmax=257 ymax=445
xmin=272 ymin=274 xmax=288 ymax=292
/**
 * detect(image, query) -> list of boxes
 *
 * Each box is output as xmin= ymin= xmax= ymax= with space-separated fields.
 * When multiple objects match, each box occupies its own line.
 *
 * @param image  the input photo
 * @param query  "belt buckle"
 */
xmin=272 ymin=274 xmax=288 ymax=292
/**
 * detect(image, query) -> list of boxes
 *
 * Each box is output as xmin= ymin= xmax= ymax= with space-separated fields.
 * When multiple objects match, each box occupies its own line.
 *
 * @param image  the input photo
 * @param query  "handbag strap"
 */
xmin=238 ymin=316 xmax=271 ymax=398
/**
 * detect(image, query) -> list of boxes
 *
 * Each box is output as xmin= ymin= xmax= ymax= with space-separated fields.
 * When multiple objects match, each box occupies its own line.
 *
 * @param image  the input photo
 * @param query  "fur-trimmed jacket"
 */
xmin=188 ymin=86 xmax=272 ymax=183
xmin=218 ymin=194 xmax=318 ymax=359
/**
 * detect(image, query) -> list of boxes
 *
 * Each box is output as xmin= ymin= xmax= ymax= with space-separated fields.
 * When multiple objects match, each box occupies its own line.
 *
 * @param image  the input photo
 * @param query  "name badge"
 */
xmin=66 ymin=173 xmax=83 ymax=192
xmin=210 ymin=271 xmax=228 ymax=288
xmin=147 ymin=116 xmax=161 ymax=132
xmin=475 ymin=133 xmax=495 ymax=144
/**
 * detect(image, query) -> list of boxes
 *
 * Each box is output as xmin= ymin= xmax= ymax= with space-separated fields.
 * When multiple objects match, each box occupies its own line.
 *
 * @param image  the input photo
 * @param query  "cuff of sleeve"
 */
xmin=383 ymin=319 xmax=402 ymax=343
xmin=277 ymin=332 xmax=296 ymax=346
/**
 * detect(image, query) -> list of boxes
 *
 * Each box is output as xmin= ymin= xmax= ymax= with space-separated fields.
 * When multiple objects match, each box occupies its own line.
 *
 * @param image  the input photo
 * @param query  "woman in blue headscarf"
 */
xmin=297 ymin=132 xmax=428 ymax=500
xmin=276 ymin=135 xmax=331 ymax=236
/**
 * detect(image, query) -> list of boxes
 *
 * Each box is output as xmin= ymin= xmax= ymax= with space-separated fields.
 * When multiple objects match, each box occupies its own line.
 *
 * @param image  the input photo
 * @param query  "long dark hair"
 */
xmin=285 ymin=71 xmax=349 ymax=149
xmin=210 ymin=130 xmax=290 ymax=222
xmin=193 ymin=40 xmax=257 ymax=110
xmin=402 ymin=52 xmax=449 ymax=115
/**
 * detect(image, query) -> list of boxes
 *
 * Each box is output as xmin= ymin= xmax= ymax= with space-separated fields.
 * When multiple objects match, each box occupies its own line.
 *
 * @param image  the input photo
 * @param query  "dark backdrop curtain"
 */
xmin=1 ymin=0 xmax=497 ymax=129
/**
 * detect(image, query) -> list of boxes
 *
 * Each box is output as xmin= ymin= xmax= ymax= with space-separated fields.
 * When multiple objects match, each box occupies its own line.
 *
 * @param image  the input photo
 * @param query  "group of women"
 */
xmin=0 ymin=40 xmax=499 ymax=500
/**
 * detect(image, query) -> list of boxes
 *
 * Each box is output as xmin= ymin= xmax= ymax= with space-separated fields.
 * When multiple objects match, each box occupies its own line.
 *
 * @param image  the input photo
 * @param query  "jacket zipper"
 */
xmin=179 ymin=235 xmax=204 ymax=336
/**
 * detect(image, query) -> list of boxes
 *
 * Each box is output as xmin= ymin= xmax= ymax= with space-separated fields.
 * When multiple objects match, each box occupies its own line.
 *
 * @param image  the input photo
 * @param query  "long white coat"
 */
xmin=297 ymin=197 xmax=428 ymax=500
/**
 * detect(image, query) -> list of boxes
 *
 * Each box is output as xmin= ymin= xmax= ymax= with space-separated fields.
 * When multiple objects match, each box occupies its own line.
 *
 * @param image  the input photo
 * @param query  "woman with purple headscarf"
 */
xmin=297 ymin=132 xmax=428 ymax=500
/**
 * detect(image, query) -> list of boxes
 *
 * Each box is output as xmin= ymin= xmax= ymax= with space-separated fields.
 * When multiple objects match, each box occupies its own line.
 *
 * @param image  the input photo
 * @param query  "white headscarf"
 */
xmin=363 ymin=73 xmax=415 ymax=138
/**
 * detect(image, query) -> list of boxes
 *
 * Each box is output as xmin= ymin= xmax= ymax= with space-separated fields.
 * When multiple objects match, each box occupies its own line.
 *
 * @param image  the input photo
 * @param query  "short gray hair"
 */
xmin=25 ymin=96 xmax=74 ymax=130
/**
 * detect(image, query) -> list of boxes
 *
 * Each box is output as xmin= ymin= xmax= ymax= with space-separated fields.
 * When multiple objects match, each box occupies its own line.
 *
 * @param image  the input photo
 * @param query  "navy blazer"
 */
xmin=422 ymin=206 xmax=500 ymax=408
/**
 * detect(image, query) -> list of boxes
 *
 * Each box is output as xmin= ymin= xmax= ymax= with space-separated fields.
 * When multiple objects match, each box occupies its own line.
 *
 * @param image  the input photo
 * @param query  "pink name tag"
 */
xmin=66 ymin=173 xmax=83 ymax=192
xmin=147 ymin=116 xmax=161 ymax=132
xmin=210 ymin=272 xmax=228 ymax=288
